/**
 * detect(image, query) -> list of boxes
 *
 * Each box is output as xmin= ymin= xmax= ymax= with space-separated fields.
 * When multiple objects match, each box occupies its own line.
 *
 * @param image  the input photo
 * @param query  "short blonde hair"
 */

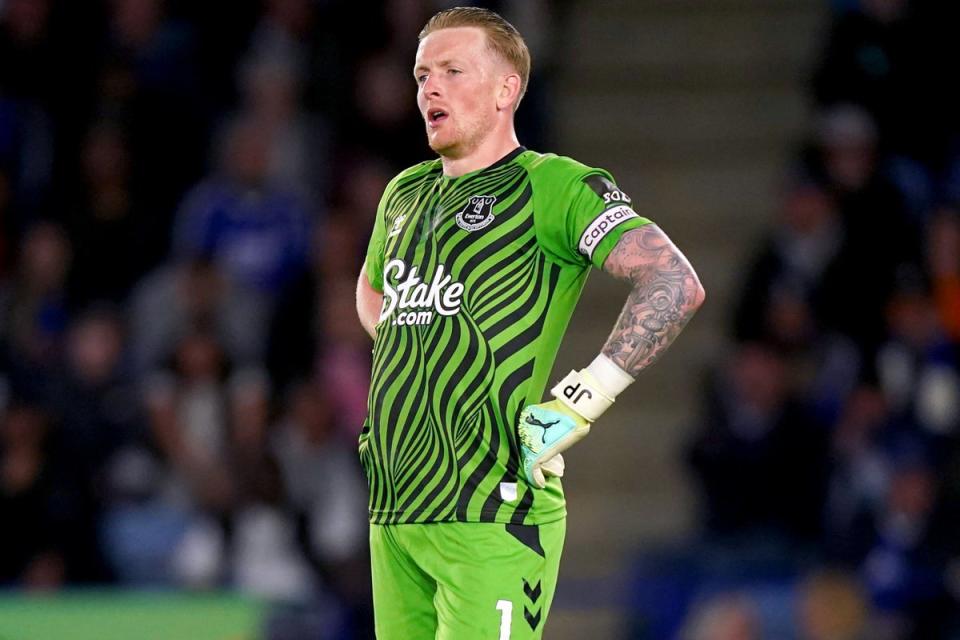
xmin=419 ymin=7 xmax=531 ymax=107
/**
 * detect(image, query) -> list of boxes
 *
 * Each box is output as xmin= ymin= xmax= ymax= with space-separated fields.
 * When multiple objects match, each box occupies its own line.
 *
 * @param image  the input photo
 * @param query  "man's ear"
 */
xmin=497 ymin=73 xmax=522 ymax=111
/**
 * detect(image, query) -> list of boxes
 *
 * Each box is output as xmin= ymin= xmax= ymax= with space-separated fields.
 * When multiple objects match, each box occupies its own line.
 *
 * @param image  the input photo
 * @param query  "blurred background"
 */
xmin=1 ymin=0 xmax=959 ymax=638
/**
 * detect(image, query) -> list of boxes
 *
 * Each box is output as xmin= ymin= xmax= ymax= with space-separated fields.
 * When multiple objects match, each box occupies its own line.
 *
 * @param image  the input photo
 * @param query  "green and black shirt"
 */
xmin=361 ymin=147 xmax=651 ymax=525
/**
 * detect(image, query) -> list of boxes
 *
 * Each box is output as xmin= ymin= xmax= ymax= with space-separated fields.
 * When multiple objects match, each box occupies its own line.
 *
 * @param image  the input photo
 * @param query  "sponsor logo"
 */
xmin=379 ymin=259 xmax=464 ymax=326
xmin=524 ymin=413 xmax=561 ymax=444
xmin=455 ymin=195 xmax=497 ymax=231
xmin=583 ymin=174 xmax=632 ymax=205
xmin=578 ymin=205 xmax=640 ymax=259
xmin=523 ymin=579 xmax=543 ymax=630
xmin=601 ymin=188 xmax=631 ymax=205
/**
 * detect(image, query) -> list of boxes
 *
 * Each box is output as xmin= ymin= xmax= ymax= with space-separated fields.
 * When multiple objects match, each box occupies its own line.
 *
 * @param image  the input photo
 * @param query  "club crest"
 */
xmin=455 ymin=195 xmax=497 ymax=231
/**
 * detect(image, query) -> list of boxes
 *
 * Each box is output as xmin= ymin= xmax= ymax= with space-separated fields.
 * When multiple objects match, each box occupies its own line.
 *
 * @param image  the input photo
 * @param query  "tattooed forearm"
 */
xmin=601 ymin=225 xmax=705 ymax=377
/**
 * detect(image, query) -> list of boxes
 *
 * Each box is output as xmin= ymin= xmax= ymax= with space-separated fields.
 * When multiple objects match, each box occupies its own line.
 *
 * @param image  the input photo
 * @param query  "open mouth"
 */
xmin=428 ymin=109 xmax=448 ymax=125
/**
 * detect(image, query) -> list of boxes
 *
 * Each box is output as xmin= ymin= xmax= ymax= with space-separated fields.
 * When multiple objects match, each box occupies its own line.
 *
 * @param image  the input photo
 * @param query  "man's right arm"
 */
xmin=357 ymin=259 xmax=383 ymax=339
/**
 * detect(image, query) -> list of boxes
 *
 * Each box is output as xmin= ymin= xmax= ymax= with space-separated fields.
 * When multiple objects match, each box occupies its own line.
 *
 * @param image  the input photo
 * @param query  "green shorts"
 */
xmin=369 ymin=519 xmax=566 ymax=639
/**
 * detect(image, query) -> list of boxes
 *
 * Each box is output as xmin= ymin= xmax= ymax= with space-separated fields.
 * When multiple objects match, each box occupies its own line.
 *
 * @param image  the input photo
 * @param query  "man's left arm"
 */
xmin=600 ymin=224 xmax=705 ymax=377
xmin=518 ymin=223 xmax=704 ymax=488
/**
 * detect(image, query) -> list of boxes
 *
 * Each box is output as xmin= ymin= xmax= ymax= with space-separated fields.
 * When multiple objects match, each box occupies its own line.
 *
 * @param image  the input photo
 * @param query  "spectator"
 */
xmin=679 ymin=592 xmax=761 ymax=640
xmin=98 ymin=0 xmax=207 ymax=212
xmin=0 ymin=402 xmax=61 ymax=589
xmin=860 ymin=446 xmax=943 ymax=637
xmin=226 ymin=367 xmax=280 ymax=509
xmin=244 ymin=0 xmax=335 ymax=115
xmin=875 ymin=272 xmax=959 ymax=438
xmin=811 ymin=0 xmax=943 ymax=161
xmin=236 ymin=52 xmax=331 ymax=202
xmin=922 ymin=447 xmax=960 ymax=636
xmin=45 ymin=304 xmax=139 ymax=584
xmin=172 ymin=114 xmax=312 ymax=298
xmin=808 ymin=104 xmax=920 ymax=356
xmin=65 ymin=119 xmax=158 ymax=302
xmin=327 ymin=152 xmax=394 ymax=241
xmin=144 ymin=328 xmax=234 ymax=590
xmin=245 ymin=0 xmax=317 ymax=80
xmin=128 ymin=257 xmax=268 ymax=373
xmin=0 ymin=0 xmax=71 ymax=221
xmin=0 ymin=0 xmax=57 ymax=103
xmin=341 ymin=50 xmax=426 ymax=169
xmin=0 ymin=93 xmax=54 ymax=234
xmin=144 ymin=328 xmax=231 ymax=514
xmin=271 ymin=378 xmax=368 ymax=583
xmin=0 ymin=221 xmax=71 ymax=401
xmin=732 ymin=168 xmax=862 ymax=422
xmin=823 ymin=385 xmax=892 ymax=564
xmin=265 ymin=224 xmax=325 ymax=391
xmin=226 ymin=368 xmax=317 ymax=602
xmin=734 ymin=169 xmax=844 ymax=347
xmin=688 ymin=342 xmax=829 ymax=543
xmin=266 ymin=227 xmax=370 ymax=409
xmin=926 ymin=208 xmax=960 ymax=344
xmin=0 ymin=0 xmax=100 ymax=116
xmin=797 ymin=569 xmax=870 ymax=640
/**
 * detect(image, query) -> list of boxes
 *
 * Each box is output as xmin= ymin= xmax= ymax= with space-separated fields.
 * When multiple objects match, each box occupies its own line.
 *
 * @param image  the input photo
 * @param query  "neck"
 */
xmin=440 ymin=125 xmax=521 ymax=177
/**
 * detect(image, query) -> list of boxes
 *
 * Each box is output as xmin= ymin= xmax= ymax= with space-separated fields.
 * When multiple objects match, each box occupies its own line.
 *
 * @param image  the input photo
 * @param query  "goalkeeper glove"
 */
xmin=518 ymin=355 xmax=634 ymax=488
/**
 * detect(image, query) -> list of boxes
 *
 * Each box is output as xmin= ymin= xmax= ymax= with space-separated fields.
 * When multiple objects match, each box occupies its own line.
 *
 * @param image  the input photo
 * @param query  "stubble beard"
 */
xmin=429 ymin=111 xmax=494 ymax=160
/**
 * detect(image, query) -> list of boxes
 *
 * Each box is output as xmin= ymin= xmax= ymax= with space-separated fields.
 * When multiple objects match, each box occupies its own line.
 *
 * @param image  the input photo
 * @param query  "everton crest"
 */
xmin=455 ymin=195 xmax=497 ymax=231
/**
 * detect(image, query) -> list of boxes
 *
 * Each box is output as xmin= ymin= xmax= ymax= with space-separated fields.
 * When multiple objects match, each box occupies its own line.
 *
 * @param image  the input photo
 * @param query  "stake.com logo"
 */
xmin=379 ymin=259 xmax=464 ymax=326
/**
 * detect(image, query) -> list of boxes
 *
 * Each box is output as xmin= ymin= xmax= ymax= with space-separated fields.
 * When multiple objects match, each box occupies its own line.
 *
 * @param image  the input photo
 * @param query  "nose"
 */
xmin=422 ymin=73 xmax=441 ymax=97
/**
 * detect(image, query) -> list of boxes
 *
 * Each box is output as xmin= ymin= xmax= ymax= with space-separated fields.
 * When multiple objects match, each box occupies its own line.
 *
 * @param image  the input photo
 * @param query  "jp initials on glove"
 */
xmin=518 ymin=356 xmax=632 ymax=488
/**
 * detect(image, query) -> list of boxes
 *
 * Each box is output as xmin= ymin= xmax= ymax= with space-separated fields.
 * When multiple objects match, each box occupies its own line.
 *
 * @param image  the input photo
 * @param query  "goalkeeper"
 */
xmin=356 ymin=7 xmax=705 ymax=639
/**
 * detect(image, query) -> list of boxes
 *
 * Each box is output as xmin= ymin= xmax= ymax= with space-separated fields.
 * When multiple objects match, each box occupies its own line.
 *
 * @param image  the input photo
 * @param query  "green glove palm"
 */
xmin=518 ymin=400 xmax=591 ymax=488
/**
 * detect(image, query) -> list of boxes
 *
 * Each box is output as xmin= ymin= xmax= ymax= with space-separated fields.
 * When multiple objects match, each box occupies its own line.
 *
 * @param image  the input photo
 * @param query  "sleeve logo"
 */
xmin=583 ymin=174 xmax=631 ymax=205
xmin=455 ymin=195 xmax=497 ymax=231
xmin=578 ymin=205 xmax=639 ymax=259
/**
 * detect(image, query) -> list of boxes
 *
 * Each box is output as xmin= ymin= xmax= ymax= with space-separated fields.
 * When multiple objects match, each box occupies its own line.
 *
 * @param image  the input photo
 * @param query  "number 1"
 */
xmin=496 ymin=599 xmax=513 ymax=640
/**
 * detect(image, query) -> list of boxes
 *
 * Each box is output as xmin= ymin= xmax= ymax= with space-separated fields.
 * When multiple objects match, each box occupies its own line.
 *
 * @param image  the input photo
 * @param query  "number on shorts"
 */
xmin=496 ymin=599 xmax=513 ymax=639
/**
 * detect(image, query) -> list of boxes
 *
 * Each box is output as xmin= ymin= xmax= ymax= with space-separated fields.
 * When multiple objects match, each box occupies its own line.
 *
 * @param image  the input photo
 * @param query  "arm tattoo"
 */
xmin=600 ymin=225 xmax=704 ymax=377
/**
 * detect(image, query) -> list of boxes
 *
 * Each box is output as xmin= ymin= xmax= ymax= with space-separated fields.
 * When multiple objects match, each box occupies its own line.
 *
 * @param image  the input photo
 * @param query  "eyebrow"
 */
xmin=413 ymin=59 xmax=459 ymax=75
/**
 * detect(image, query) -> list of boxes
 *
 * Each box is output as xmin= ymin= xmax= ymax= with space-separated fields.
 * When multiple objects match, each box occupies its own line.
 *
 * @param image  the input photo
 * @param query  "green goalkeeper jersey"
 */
xmin=361 ymin=147 xmax=651 ymax=525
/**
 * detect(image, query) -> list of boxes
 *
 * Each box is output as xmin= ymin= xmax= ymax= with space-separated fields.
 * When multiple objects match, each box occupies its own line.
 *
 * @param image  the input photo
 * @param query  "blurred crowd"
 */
xmin=7 ymin=0 xmax=958 ymax=638
xmin=0 ymin=0 xmax=556 ymax=636
xmin=669 ymin=0 xmax=960 ymax=638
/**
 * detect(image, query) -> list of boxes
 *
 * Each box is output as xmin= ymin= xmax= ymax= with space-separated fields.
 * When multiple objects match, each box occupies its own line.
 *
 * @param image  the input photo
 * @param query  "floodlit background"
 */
xmin=1 ymin=0 xmax=959 ymax=638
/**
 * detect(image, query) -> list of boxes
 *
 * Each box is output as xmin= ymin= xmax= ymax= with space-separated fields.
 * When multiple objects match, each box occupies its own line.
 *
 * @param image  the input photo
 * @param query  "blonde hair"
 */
xmin=419 ymin=7 xmax=531 ymax=108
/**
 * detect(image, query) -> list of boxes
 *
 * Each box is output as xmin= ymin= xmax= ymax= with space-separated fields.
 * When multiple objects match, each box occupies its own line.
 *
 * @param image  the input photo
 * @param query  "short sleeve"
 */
xmin=364 ymin=184 xmax=391 ymax=292
xmin=534 ymin=159 xmax=652 ymax=270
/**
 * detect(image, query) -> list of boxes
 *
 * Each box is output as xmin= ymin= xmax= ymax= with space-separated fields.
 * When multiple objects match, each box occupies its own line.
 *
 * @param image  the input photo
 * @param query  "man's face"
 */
xmin=414 ymin=26 xmax=503 ymax=158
